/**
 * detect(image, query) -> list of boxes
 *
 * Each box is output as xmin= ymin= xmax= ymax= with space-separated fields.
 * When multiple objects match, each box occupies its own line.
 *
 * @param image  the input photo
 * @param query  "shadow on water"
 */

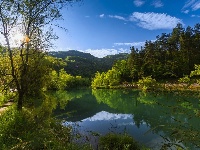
xmin=51 ymin=89 xmax=200 ymax=149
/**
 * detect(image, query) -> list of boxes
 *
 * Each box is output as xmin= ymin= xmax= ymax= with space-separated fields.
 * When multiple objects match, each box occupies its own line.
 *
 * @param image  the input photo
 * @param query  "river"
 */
xmin=52 ymin=89 xmax=200 ymax=149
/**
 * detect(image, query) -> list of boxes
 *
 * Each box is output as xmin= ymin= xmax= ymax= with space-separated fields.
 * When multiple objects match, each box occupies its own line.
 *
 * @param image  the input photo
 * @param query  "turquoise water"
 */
xmin=53 ymin=89 xmax=200 ymax=149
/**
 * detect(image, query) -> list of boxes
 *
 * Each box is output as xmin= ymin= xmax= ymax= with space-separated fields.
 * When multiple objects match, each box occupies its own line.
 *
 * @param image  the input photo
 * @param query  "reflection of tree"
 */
xmin=52 ymin=89 xmax=114 ymax=121
xmin=92 ymin=89 xmax=200 ymax=148
xmin=49 ymin=90 xmax=89 ymax=109
xmin=92 ymin=89 xmax=139 ymax=113
xmin=135 ymin=91 xmax=200 ymax=148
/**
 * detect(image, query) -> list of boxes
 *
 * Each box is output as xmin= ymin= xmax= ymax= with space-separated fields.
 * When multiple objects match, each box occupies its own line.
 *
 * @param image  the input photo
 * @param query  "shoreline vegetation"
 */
xmin=93 ymin=82 xmax=200 ymax=91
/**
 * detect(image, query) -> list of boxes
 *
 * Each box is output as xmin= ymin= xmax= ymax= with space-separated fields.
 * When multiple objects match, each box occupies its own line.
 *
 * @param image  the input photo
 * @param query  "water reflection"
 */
xmin=53 ymin=89 xmax=200 ymax=149
xmin=63 ymin=111 xmax=164 ymax=149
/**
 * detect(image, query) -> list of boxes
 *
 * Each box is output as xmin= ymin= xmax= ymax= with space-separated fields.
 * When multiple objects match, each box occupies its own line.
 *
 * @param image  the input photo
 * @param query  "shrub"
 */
xmin=99 ymin=133 xmax=140 ymax=150
xmin=137 ymin=76 xmax=157 ymax=91
xmin=178 ymin=75 xmax=190 ymax=84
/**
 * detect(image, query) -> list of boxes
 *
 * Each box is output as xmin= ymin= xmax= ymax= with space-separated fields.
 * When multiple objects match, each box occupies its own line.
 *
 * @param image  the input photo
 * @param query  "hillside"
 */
xmin=48 ymin=50 xmax=129 ymax=78
xmin=49 ymin=50 xmax=97 ymax=60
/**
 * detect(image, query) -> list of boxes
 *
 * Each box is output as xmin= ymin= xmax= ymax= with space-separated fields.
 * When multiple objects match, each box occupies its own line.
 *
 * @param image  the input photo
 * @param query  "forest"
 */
xmin=49 ymin=50 xmax=128 ymax=78
xmin=92 ymin=23 xmax=200 ymax=89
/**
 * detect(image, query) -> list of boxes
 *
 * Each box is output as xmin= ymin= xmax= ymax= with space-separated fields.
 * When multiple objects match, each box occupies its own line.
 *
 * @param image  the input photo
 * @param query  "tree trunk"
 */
xmin=17 ymin=91 xmax=24 ymax=110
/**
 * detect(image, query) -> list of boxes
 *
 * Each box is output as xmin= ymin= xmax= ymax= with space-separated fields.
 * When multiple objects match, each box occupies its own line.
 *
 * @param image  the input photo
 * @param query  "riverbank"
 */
xmin=93 ymin=83 xmax=200 ymax=91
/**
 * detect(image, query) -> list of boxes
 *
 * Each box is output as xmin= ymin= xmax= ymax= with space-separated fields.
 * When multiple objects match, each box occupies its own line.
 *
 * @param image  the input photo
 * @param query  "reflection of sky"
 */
xmin=82 ymin=111 xmax=133 ymax=122
xmin=64 ymin=111 xmax=165 ymax=149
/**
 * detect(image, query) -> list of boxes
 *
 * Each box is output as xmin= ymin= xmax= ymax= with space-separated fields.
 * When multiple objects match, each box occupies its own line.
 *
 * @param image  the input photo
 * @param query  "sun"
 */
xmin=12 ymin=32 xmax=30 ymax=47
xmin=9 ymin=32 xmax=24 ymax=47
xmin=9 ymin=28 xmax=31 ymax=47
xmin=13 ymin=33 xmax=24 ymax=42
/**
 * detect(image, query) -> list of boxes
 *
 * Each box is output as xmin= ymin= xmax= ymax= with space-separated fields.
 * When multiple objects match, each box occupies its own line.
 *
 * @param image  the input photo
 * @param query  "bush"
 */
xmin=178 ymin=75 xmax=190 ymax=84
xmin=137 ymin=76 xmax=157 ymax=91
xmin=99 ymin=133 xmax=140 ymax=150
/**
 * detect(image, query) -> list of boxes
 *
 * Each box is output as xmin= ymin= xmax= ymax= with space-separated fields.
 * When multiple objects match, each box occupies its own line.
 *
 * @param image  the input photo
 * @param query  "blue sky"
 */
xmin=54 ymin=0 xmax=200 ymax=58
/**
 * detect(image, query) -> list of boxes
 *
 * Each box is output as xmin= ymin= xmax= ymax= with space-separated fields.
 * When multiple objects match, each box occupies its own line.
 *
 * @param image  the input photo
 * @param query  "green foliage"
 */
xmin=91 ymin=70 xmax=120 ymax=88
xmin=137 ymin=76 xmax=157 ymax=91
xmin=99 ymin=133 xmax=140 ymax=150
xmin=0 ymin=105 xmax=92 ymax=150
xmin=91 ymin=23 xmax=200 ymax=88
xmin=189 ymin=64 xmax=200 ymax=85
xmin=0 ymin=0 xmax=83 ymax=110
xmin=0 ymin=93 xmax=5 ymax=106
xmin=49 ymin=69 xmax=90 ymax=90
xmin=178 ymin=75 xmax=190 ymax=84
xmin=49 ymin=50 xmax=129 ymax=78
xmin=126 ymin=23 xmax=200 ymax=80
xmin=91 ymin=72 xmax=107 ymax=88
xmin=91 ymin=60 xmax=130 ymax=88
xmin=190 ymin=65 xmax=200 ymax=77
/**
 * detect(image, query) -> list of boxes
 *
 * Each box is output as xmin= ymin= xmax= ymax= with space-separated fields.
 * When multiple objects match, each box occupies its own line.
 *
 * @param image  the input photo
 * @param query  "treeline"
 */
xmin=128 ymin=23 xmax=200 ymax=80
xmin=92 ymin=23 xmax=200 ymax=88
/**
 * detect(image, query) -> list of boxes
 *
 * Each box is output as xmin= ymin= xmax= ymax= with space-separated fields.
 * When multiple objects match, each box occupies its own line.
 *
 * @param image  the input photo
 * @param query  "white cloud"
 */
xmin=118 ymin=48 xmax=129 ymax=53
xmin=191 ymin=14 xmax=200 ymax=17
xmin=192 ymin=1 xmax=200 ymax=10
xmin=182 ymin=0 xmax=200 ymax=11
xmin=182 ymin=0 xmax=196 ymax=9
xmin=129 ymin=12 xmax=184 ymax=30
xmin=80 ymin=48 xmax=119 ymax=58
xmin=133 ymin=0 xmax=145 ymax=7
xmin=114 ymin=41 xmax=145 ymax=47
xmin=99 ymin=14 xmax=105 ymax=18
xmin=108 ymin=15 xmax=127 ymax=21
xmin=152 ymin=0 xmax=163 ymax=8
xmin=182 ymin=10 xmax=189 ymax=14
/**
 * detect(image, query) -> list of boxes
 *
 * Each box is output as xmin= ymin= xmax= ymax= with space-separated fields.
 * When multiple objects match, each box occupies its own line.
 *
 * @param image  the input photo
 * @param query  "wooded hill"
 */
xmin=127 ymin=23 xmax=200 ymax=80
xmin=50 ymin=23 xmax=200 ymax=84
xmin=49 ymin=50 xmax=128 ymax=78
xmin=91 ymin=23 xmax=200 ymax=88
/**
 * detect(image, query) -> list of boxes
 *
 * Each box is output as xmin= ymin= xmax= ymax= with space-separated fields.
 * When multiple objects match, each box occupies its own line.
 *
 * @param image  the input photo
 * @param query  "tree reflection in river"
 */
xmin=53 ymin=89 xmax=200 ymax=149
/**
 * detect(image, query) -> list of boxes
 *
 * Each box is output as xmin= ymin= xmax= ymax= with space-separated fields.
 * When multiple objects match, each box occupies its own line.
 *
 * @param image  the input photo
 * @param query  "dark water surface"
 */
xmin=53 ymin=89 xmax=200 ymax=149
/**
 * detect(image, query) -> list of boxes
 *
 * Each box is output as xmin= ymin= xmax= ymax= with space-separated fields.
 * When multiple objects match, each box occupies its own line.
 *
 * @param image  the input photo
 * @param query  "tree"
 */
xmin=0 ymin=0 xmax=80 ymax=110
xmin=127 ymin=46 xmax=140 ymax=80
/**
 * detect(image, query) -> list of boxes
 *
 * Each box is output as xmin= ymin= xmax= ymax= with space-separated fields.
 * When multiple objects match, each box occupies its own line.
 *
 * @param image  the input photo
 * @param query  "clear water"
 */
xmin=52 ymin=89 xmax=200 ymax=149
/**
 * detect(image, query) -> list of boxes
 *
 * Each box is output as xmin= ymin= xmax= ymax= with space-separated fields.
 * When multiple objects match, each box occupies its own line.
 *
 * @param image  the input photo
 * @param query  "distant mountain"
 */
xmin=48 ymin=50 xmax=129 ymax=78
xmin=49 ymin=50 xmax=97 ymax=60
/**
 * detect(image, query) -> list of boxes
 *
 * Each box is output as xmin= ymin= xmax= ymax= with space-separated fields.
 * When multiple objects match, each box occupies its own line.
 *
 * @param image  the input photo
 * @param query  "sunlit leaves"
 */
xmin=92 ymin=60 xmax=130 ymax=88
xmin=137 ymin=76 xmax=157 ymax=91
xmin=49 ymin=69 xmax=89 ymax=90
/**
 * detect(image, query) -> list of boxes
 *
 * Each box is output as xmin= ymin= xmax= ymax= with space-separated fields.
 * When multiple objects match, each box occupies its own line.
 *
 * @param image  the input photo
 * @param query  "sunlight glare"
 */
xmin=13 ymin=33 xmax=24 ymax=43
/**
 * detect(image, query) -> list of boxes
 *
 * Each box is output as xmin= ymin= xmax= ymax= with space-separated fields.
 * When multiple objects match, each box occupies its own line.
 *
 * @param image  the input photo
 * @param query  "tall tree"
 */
xmin=180 ymin=26 xmax=194 ymax=75
xmin=127 ymin=46 xmax=140 ymax=80
xmin=0 ymin=0 xmax=80 ymax=110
